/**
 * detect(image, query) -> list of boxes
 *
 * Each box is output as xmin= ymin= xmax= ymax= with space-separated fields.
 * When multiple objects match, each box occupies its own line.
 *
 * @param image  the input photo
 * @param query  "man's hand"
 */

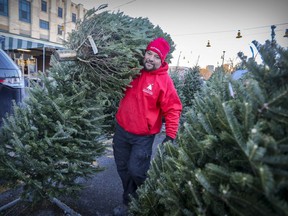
xmin=161 ymin=136 xmax=174 ymax=145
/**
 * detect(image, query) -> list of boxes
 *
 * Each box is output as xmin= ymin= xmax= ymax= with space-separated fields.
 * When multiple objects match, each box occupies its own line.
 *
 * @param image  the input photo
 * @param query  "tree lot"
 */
xmin=0 ymin=8 xmax=287 ymax=216
xmin=0 ymin=9 xmax=173 ymax=204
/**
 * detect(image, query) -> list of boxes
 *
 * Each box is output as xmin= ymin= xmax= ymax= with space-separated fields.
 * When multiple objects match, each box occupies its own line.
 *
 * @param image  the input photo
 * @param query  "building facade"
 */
xmin=0 ymin=0 xmax=87 ymax=85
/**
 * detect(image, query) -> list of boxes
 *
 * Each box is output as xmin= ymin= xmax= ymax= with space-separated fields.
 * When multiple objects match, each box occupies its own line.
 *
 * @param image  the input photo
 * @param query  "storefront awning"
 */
xmin=0 ymin=33 xmax=64 ymax=50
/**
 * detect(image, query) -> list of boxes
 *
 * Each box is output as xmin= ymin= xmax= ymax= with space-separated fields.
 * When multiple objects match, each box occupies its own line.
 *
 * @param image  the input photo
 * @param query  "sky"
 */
xmin=72 ymin=0 xmax=288 ymax=68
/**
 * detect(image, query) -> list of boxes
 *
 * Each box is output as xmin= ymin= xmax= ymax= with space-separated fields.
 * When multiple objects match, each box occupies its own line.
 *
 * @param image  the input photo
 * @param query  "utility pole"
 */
xmin=0 ymin=35 xmax=4 ymax=49
xmin=195 ymin=55 xmax=200 ymax=66
xmin=271 ymin=25 xmax=276 ymax=46
xmin=176 ymin=51 xmax=182 ymax=69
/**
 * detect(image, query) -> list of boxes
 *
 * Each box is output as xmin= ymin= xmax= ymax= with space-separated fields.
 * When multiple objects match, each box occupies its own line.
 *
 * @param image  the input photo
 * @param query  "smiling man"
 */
xmin=112 ymin=37 xmax=182 ymax=215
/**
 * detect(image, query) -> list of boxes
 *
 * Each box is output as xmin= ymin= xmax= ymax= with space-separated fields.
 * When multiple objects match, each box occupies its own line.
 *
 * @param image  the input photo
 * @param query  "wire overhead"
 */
xmin=112 ymin=0 xmax=137 ymax=9
xmin=172 ymin=22 xmax=288 ymax=37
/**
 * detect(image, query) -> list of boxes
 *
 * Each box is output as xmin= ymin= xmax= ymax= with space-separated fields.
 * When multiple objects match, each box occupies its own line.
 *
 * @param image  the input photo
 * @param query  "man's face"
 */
xmin=143 ymin=50 xmax=162 ymax=71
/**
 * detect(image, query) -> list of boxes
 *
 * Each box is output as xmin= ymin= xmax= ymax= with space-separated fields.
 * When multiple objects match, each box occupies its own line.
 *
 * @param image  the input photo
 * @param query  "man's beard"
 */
xmin=143 ymin=60 xmax=156 ymax=71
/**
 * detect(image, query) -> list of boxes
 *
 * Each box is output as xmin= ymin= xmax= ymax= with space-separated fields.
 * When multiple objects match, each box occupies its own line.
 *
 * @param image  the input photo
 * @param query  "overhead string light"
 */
xmin=173 ymin=22 xmax=288 ymax=37
xmin=236 ymin=30 xmax=242 ymax=38
xmin=206 ymin=40 xmax=211 ymax=47
xmin=283 ymin=29 xmax=288 ymax=37
xmin=171 ymin=23 xmax=288 ymax=48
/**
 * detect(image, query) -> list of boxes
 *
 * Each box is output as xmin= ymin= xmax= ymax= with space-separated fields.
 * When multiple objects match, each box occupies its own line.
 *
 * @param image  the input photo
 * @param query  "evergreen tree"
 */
xmin=170 ymin=70 xmax=184 ymax=104
xmin=0 ymin=9 xmax=174 ymax=204
xmin=130 ymin=40 xmax=288 ymax=216
xmin=181 ymin=66 xmax=203 ymax=110
xmin=170 ymin=66 xmax=203 ymax=125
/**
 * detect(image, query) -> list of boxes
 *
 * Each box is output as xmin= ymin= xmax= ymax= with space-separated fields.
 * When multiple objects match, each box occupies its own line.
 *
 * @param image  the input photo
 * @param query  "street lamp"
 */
xmin=176 ymin=51 xmax=182 ymax=68
xmin=271 ymin=25 xmax=276 ymax=46
xmin=221 ymin=51 xmax=226 ymax=66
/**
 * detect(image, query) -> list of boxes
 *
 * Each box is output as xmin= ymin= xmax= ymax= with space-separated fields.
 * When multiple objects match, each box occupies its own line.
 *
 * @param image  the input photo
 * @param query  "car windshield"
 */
xmin=0 ymin=50 xmax=19 ymax=70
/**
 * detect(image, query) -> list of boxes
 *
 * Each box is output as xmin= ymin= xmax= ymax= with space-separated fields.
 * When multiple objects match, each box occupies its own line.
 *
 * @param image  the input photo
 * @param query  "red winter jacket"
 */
xmin=116 ymin=62 xmax=182 ymax=139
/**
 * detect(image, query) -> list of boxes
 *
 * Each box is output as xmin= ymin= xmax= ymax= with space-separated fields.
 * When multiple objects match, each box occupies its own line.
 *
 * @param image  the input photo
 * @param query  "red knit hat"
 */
xmin=146 ymin=37 xmax=170 ymax=62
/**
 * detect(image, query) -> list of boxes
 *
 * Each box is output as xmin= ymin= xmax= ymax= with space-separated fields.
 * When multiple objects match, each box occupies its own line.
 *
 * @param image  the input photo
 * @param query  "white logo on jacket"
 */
xmin=143 ymin=84 xmax=153 ymax=95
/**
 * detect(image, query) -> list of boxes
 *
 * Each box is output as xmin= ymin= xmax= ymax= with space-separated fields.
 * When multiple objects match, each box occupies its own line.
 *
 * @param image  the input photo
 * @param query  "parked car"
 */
xmin=0 ymin=49 xmax=25 ymax=126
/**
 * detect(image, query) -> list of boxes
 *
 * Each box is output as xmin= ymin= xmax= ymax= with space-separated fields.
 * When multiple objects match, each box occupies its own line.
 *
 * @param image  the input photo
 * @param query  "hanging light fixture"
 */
xmin=283 ymin=29 xmax=288 ymax=37
xmin=206 ymin=40 xmax=211 ymax=47
xmin=236 ymin=30 xmax=242 ymax=38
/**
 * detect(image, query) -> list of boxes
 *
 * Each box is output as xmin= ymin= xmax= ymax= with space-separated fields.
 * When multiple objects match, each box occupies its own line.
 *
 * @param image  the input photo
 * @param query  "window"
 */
xmin=58 ymin=7 xmax=63 ymax=18
xmin=41 ymin=0 xmax=47 ymax=12
xmin=0 ymin=0 xmax=8 ymax=16
xmin=57 ymin=24 xmax=63 ymax=35
xmin=19 ymin=0 xmax=31 ymax=23
xmin=40 ymin=19 xmax=49 ymax=30
xmin=72 ymin=13 xmax=76 ymax=23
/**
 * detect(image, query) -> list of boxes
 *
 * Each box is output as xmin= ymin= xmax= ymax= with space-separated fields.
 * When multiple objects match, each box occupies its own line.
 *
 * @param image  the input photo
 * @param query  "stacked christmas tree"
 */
xmin=130 ymin=40 xmax=288 ymax=216
xmin=0 ymin=9 xmax=174 ymax=204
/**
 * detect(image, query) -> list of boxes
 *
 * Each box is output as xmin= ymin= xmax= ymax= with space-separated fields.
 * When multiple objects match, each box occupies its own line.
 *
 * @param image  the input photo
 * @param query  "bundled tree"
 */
xmin=0 ymin=9 xmax=174 ymax=204
xmin=130 ymin=40 xmax=288 ymax=216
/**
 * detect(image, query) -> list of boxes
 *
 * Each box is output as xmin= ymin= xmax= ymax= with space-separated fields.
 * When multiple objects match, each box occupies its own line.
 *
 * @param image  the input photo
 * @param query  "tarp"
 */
xmin=231 ymin=69 xmax=248 ymax=80
xmin=0 ymin=33 xmax=64 ymax=50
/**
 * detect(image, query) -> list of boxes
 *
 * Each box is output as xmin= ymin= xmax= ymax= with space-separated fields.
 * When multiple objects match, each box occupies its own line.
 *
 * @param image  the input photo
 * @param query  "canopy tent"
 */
xmin=0 ymin=33 xmax=64 ymax=73
xmin=0 ymin=33 xmax=64 ymax=51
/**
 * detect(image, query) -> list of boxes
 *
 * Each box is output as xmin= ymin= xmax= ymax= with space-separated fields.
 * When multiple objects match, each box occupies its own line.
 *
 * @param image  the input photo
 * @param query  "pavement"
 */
xmin=0 ymin=132 xmax=165 ymax=216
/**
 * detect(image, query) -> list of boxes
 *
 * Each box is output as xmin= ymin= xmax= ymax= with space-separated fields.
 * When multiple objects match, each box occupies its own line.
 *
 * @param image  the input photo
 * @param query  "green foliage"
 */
xmin=170 ymin=66 xmax=203 ymax=124
xmin=169 ymin=70 xmax=184 ymax=104
xmin=181 ymin=66 xmax=203 ymax=110
xmin=130 ymin=40 xmax=288 ymax=216
xmin=0 ymin=10 xmax=174 ymax=203
xmin=0 ymin=65 xmax=107 ymax=203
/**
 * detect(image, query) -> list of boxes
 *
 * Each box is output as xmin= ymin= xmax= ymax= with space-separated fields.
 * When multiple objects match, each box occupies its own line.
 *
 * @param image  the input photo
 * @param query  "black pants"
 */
xmin=113 ymin=123 xmax=155 ymax=205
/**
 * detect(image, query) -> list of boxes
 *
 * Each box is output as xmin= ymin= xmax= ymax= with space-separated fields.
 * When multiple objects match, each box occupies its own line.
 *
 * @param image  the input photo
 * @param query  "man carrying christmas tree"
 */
xmin=112 ymin=37 xmax=182 ymax=215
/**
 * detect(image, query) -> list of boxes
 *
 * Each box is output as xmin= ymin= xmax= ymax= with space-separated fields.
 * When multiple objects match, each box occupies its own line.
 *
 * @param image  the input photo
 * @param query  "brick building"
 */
xmin=0 ymin=0 xmax=87 ymax=85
